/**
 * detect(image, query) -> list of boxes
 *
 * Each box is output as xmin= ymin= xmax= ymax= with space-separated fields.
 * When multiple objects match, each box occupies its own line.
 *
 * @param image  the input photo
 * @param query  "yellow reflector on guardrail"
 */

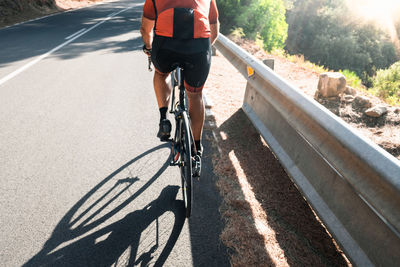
xmin=247 ymin=66 xmax=255 ymax=77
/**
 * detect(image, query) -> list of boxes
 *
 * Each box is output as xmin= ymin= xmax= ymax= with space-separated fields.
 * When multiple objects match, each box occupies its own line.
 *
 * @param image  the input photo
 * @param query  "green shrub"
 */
xmin=285 ymin=0 xmax=398 ymax=85
xmin=217 ymin=0 xmax=242 ymax=34
xmin=236 ymin=0 xmax=288 ymax=51
xmin=339 ymin=69 xmax=362 ymax=89
xmin=371 ymin=62 xmax=400 ymax=105
xmin=229 ymin=27 xmax=246 ymax=39
xmin=218 ymin=0 xmax=288 ymax=51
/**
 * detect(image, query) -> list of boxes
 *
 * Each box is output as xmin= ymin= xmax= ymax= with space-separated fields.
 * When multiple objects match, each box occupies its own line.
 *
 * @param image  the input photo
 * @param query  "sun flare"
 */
xmin=355 ymin=0 xmax=400 ymax=21
xmin=346 ymin=0 xmax=400 ymax=24
xmin=346 ymin=0 xmax=400 ymax=47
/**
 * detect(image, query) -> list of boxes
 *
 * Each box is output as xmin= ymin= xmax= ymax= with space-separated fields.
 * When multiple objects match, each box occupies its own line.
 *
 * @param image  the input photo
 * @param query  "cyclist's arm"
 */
xmin=209 ymin=0 xmax=219 ymax=45
xmin=210 ymin=21 xmax=219 ymax=45
xmin=140 ymin=17 xmax=154 ymax=50
xmin=141 ymin=0 xmax=156 ymax=50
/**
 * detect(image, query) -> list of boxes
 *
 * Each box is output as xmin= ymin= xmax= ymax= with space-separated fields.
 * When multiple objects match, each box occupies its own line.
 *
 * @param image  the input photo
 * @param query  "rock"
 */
xmin=317 ymin=72 xmax=346 ymax=98
xmin=345 ymin=85 xmax=357 ymax=96
xmin=344 ymin=95 xmax=355 ymax=103
xmin=353 ymin=96 xmax=372 ymax=108
xmin=314 ymin=90 xmax=320 ymax=100
xmin=393 ymin=107 xmax=400 ymax=114
xmin=365 ymin=105 xmax=388 ymax=118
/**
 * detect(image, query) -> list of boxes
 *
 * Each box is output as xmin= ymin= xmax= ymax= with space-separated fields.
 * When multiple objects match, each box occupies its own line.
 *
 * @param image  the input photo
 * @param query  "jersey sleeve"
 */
xmin=143 ymin=0 xmax=156 ymax=20
xmin=208 ymin=0 xmax=219 ymax=24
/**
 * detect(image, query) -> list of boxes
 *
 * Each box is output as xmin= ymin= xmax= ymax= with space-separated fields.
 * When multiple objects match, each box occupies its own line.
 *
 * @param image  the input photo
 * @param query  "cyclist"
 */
xmin=140 ymin=0 xmax=219 ymax=160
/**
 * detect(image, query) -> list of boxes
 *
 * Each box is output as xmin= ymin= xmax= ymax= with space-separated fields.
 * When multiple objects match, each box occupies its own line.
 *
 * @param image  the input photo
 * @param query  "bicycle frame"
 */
xmin=145 ymin=57 xmax=195 ymax=217
xmin=169 ymin=66 xmax=194 ymax=217
xmin=170 ymin=67 xmax=187 ymax=114
xmin=169 ymin=66 xmax=189 ymax=166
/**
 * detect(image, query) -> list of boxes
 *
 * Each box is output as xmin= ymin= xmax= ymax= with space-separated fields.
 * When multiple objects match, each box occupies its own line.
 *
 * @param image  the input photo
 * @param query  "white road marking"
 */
xmin=0 ymin=6 xmax=134 ymax=87
xmin=65 ymin=28 xmax=87 ymax=40
xmin=108 ymin=11 xmax=118 ymax=17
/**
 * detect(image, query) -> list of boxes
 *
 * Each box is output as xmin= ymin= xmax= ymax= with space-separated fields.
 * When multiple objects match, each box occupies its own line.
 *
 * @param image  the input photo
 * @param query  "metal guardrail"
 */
xmin=214 ymin=34 xmax=400 ymax=266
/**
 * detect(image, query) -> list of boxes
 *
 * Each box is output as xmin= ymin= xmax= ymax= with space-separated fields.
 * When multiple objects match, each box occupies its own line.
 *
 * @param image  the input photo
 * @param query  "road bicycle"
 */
xmin=146 ymin=54 xmax=199 ymax=218
xmin=169 ymin=64 xmax=202 ymax=218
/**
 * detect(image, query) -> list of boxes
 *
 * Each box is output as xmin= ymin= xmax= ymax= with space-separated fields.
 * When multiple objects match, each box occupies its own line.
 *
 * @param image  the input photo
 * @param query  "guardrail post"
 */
xmin=263 ymin=59 xmax=274 ymax=70
xmin=212 ymin=46 xmax=217 ymax=56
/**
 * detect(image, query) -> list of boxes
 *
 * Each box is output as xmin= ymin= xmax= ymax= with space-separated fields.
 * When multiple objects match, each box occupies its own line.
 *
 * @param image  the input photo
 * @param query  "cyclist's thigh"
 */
xmin=151 ymin=37 xmax=177 ymax=74
xmin=183 ymin=48 xmax=211 ymax=91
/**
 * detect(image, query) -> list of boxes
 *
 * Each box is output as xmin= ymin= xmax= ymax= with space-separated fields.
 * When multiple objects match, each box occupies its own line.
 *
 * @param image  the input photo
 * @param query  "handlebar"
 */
xmin=143 ymin=44 xmax=153 ymax=72
xmin=148 ymin=56 xmax=152 ymax=72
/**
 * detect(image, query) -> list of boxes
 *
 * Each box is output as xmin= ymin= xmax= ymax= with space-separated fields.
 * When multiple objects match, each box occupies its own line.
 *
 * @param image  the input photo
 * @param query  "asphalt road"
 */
xmin=0 ymin=0 xmax=229 ymax=266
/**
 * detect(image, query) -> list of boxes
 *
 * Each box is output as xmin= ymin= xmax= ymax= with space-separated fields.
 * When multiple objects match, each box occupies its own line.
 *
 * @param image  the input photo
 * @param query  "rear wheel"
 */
xmin=179 ymin=112 xmax=192 ymax=218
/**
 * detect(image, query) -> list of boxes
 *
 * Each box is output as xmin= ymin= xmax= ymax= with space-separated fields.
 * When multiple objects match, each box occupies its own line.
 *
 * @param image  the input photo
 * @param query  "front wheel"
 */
xmin=179 ymin=112 xmax=193 ymax=218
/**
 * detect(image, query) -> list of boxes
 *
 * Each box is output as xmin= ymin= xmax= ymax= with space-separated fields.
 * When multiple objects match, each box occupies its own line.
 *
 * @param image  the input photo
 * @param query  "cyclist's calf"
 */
xmin=153 ymin=71 xmax=172 ymax=109
xmin=186 ymin=90 xmax=204 ymax=142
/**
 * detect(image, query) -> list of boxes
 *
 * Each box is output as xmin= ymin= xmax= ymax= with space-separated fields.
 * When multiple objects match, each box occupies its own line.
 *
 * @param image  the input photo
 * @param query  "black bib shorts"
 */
xmin=151 ymin=35 xmax=212 ymax=92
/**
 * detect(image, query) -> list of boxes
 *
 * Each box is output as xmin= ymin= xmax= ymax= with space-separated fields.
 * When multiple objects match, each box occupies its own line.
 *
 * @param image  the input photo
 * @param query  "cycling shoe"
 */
xmin=157 ymin=119 xmax=171 ymax=142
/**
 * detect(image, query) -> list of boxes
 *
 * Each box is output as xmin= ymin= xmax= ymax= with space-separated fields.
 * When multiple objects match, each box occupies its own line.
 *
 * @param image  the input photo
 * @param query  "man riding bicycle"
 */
xmin=140 ymin=0 xmax=219 ymax=162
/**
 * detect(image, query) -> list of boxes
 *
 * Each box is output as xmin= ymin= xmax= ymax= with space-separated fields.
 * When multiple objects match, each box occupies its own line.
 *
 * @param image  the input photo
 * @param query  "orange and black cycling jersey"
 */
xmin=143 ymin=0 xmax=218 ymax=39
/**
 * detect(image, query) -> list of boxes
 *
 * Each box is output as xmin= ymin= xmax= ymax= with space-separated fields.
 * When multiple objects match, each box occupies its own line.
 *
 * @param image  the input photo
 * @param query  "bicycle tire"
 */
xmin=179 ymin=112 xmax=193 ymax=218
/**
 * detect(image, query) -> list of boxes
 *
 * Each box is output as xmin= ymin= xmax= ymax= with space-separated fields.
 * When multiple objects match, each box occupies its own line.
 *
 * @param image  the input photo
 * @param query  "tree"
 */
xmin=237 ymin=0 xmax=288 ymax=51
xmin=371 ymin=61 xmax=400 ymax=105
xmin=217 ymin=0 xmax=288 ymax=51
xmin=285 ymin=0 xmax=398 ymax=85
xmin=217 ymin=0 xmax=242 ymax=34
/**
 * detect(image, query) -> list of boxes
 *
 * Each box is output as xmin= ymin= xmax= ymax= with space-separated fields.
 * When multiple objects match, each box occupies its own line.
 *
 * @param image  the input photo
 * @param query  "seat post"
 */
xmin=178 ymin=67 xmax=186 ymax=110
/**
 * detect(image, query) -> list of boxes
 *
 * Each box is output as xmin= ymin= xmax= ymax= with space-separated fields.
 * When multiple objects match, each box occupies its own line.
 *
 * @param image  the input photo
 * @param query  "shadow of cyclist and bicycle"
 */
xmin=23 ymin=142 xmax=229 ymax=266
xmin=23 ymin=144 xmax=185 ymax=266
